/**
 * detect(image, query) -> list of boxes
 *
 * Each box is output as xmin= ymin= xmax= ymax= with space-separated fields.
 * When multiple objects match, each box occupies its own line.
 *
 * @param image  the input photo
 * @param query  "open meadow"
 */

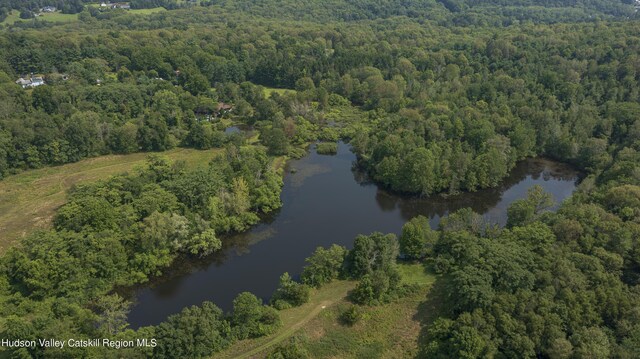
xmin=0 ymin=148 xmax=220 ymax=252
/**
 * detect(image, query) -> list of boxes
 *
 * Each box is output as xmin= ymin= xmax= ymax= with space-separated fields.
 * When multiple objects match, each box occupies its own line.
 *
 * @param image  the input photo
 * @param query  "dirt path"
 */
xmin=215 ymin=281 xmax=356 ymax=359
xmin=233 ymin=299 xmax=334 ymax=359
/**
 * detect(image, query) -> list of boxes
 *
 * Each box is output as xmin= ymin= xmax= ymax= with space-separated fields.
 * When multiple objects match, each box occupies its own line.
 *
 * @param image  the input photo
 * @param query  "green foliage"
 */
xmin=399 ymin=215 xmax=438 ymax=259
xmin=300 ymin=244 xmax=348 ymax=287
xmin=231 ymin=292 xmax=281 ymax=340
xmin=154 ymin=302 xmax=232 ymax=358
xmin=339 ymin=305 xmax=362 ymax=326
xmin=267 ymin=336 xmax=309 ymax=359
xmin=425 ymin=174 xmax=640 ymax=358
xmin=350 ymin=268 xmax=402 ymax=305
xmin=261 ymin=127 xmax=289 ymax=156
xmin=345 ymin=232 xmax=405 ymax=305
xmin=0 ymin=1 xmax=640 ymax=357
xmin=184 ymin=122 xmax=226 ymax=150
xmin=271 ymin=273 xmax=311 ymax=309
xmin=0 ymin=151 xmax=283 ymax=357
xmin=316 ymin=142 xmax=338 ymax=155
xmin=94 ymin=294 xmax=130 ymax=335
xmin=506 ymin=185 xmax=554 ymax=228
xmin=347 ymin=232 xmax=399 ymax=278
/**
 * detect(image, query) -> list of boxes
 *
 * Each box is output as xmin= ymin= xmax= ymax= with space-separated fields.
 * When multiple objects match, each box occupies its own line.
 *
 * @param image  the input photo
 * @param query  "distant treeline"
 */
xmin=0 ymin=0 xmax=182 ymax=22
xmin=199 ymin=0 xmax=637 ymax=24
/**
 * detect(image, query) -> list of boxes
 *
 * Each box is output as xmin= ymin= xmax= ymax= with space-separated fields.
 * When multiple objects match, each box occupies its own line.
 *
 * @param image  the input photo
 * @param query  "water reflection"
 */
xmin=126 ymin=142 xmax=580 ymax=328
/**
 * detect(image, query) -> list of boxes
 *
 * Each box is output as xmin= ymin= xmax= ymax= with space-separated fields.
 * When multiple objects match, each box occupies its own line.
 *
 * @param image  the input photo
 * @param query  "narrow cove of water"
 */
xmin=127 ymin=142 xmax=581 ymax=328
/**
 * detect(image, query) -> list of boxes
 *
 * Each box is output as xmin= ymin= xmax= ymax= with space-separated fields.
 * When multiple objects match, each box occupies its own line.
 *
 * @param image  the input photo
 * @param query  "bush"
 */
xmin=154 ymin=302 xmax=232 ymax=358
xmin=350 ymin=268 xmax=401 ymax=305
xmin=339 ymin=305 xmax=362 ymax=326
xmin=316 ymin=142 xmax=338 ymax=155
xmin=399 ymin=215 xmax=438 ymax=259
xmin=328 ymin=93 xmax=350 ymax=106
xmin=301 ymin=245 xmax=348 ymax=288
xmin=267 ymin=336 xmax=309 ymax=359
xmin=270 ymin=273 xmax=310 ymax=308
xmin=231 ymin=292 xmax=281 ymax=340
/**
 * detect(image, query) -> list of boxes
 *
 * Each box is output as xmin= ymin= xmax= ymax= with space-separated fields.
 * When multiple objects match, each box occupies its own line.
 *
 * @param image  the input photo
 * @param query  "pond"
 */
xmin=223 ymin=126 xmax=241 ymax=134
xmin=224 ymin=124 xmax=253 ymax=135
xmin=127 ymin=142 xmax=581 ymax=328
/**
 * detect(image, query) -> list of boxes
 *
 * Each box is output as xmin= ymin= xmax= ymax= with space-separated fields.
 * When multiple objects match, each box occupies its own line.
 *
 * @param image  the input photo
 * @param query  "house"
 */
xmin=214 ymin=102 xmax=233 ymax=117
xmin=15 ymin=78 xmax=31 ymax=88
xmin=41 ymin=6 xmax=56 ymax=13
xmin=31 ymin=77 xmax=45 ymax=87
xmin=217 ymin=102 xmax=233 ymax=113
xmin=111 ymin=3 xmax=131 ymax=10
xmin=15 ymin=76 xmax=45 ymax=89
xmin=100 ymin=2 xmax=131 ymax=9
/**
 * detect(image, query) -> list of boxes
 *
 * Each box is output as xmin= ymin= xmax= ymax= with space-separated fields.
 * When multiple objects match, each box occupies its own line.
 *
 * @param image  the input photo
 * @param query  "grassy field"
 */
xmin=298 ymin=264 xmax=436 ymax=359
xmin=398 ymin=262 xmax=437 ymax=286
xmin=86 ymin=4 xmax=167 ymax=15
xmin=214 ymin=281 xmax=357 ymax=359
xmin=1 ymin=7 xmax=166 ymax=26
xmin=262 ymin=86 xmax=296 ymax=98
xmin=215 ymin=264 xmax=436 ymax=358
xmin=1 ymin=10 xmax=78 ymax=25
xmin=0 ymin=148 xmax=220 ymax=253
xmin=128 ymin=7 xmax=167 ymax=15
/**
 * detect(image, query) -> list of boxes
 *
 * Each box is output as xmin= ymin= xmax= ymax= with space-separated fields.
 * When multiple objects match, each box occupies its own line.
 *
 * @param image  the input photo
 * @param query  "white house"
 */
xmin=15 ymin=78 xmax=31 ymax=88
xmin=15 ymin=76 xmax=45 ymax=89
xmin=31 ymin=77 xmax=45 ymax=87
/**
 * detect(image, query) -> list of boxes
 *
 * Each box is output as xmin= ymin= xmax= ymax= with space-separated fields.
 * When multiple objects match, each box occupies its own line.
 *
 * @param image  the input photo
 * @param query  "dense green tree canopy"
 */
xmin=0 ymin=0 xmax=639 ymax=357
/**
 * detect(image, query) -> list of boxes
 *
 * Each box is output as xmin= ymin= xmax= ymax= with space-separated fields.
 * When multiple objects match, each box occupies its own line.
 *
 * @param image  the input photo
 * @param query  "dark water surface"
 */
xmin=127 ymin=142 xmax=580 ymax=327
xmin=223 ymin=126 xmax=241 ymax=134
xmin=224 ymin=124 xmax=253 ymax=134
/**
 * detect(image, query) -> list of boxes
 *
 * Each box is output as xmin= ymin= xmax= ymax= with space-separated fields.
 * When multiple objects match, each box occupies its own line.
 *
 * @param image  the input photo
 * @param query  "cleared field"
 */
xmin=1 ymin=7 xmax=167 ymax=26
xmin=129 ymin=7 xmax=167 ymax=15
xmin=85 ymin=5 xmax=167 ymax=15
xmin=0 ymin=148 xmax=220 ymax=252
xmin=1 ymin=10 xmax=78 ymax=25
xmin=262 ymin=86 xmax=296 ymax=98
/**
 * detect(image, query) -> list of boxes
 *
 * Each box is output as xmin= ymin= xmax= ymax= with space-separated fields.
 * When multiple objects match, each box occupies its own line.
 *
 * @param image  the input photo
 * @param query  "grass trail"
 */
xmin=215 ymin=281 xmax=356 ymax=359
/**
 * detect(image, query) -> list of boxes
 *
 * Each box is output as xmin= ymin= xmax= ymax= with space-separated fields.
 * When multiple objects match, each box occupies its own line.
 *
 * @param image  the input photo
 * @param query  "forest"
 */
xmin=0 ymin=0 xmax=639 ymax=358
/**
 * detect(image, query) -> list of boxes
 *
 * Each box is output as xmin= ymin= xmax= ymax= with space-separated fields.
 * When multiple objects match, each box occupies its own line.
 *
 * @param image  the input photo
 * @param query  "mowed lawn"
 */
xmin=0 ymin=148 xmax=220 ymax=253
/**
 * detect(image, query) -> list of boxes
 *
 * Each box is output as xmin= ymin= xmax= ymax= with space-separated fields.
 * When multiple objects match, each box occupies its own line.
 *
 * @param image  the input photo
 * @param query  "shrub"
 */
xmin=316 ymin=142 xmax=338 ymax=155
xmin=301 ymin=245 xmax=348 ymax=287
xmin=267 ymin=336 xmax=309 ymax=359
xmin=339 ymin=305 xmax=362 ymax=326
xmin=271 ymin=273 xmax=310 ymax=308
xmin=231 ymin=292 xmax=281 ymax=339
